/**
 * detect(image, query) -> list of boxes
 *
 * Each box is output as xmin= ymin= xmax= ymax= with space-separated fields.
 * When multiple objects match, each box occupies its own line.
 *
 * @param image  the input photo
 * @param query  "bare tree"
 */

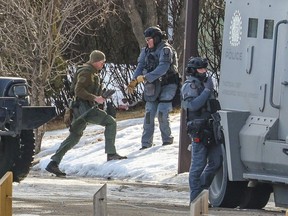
xmin=198 ymin=0 xmax=225 ymax=84
xmin=168 ymin=0 xmax=186 ymax=74
xmin=119 ymin=0 xmax=185 ymax=96
xmin=0 ymin=0 xmax=113 ymax=152
xmin=43 ymin=0 xmax=186 ymax=111
xmin=123 ymin=0 xmax=149 ymax=49
xmin=0 ymin=0 xmax=225 ymax=135
xmin=121 ymin=0 xmax=184 ymax=58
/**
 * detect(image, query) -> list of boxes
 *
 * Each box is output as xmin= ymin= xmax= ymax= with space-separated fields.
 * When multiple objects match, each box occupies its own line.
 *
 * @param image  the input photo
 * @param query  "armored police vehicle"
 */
xmin=207 ymin=0 xmax=288 ymax=209
xmin=0 ymin=77 xmax=56 ymax=182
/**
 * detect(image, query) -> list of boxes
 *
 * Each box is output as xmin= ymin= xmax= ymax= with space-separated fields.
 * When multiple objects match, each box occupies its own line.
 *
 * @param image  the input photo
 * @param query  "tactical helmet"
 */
xmin=186 ymin=57 xmax=208 ymax=69
xmin=144 ymin=26 xmax=164 ymax=38
xmin=185 ymin=57 xmax=208 ymax=77
xmin=144 ymin=26 xmax=166 ymax=47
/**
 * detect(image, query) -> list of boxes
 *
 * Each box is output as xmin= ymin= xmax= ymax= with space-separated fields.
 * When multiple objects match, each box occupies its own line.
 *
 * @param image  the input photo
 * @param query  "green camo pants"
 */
xmin=51 ymin=107 xmax=117 ymax=164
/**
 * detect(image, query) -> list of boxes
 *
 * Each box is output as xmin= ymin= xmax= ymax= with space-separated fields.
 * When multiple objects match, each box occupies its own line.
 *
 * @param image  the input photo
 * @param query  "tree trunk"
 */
xmin=31 ymin=75 xmax=47 ymax=154
xmin=122 ymin=0 xmax=146 ymax=49
xmin=173 ymin=3 xmax=186 ymax=75
xmin=155 ymin=0 xmax=168 ymax=29
xmin=144 ymin=0 xmax=158 ymax=26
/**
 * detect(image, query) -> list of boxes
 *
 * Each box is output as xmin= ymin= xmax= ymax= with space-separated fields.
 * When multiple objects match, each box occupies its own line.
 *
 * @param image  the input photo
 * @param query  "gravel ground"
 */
xmin=12 ymin=172 xmax=287 ymax=216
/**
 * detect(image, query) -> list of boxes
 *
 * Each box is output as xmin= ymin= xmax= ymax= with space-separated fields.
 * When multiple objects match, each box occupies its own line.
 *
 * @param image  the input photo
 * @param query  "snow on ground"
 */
xmin=34 ymin=112 xmax=186 ymax=183
xmin=30 ymin=112 xmax=190 ymax=204
xmin=13 ymin=112 xmax=285 ymax=215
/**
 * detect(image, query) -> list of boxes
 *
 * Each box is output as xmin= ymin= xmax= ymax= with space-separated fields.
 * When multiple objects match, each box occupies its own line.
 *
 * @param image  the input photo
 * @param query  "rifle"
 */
xmin=101 ymin=89 xmax=116 ymax=98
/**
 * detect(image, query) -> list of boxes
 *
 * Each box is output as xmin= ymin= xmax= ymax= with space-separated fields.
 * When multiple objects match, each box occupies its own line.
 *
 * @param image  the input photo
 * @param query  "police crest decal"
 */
xmin=229 ymin=10 xmax=242 ymax=47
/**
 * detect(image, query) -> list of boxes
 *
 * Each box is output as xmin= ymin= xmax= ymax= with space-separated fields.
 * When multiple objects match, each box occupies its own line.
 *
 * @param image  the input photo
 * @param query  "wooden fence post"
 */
xmin=190 ymin=189 xmax=209 ymax=216
xmin=93 ymin=183 xmax=107 ymax=216
xmin=0 ymin=172 xmax=13 ymax=216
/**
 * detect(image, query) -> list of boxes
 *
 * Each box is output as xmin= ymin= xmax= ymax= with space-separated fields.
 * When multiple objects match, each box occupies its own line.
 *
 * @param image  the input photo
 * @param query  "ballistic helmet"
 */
xmin=144 ymin=26 xmax=166 ymax=46
xmin=185 ymin=57 xmax=208 ymax=76
xmin=187 ymin=57 xmax=208 ymax=69
xmin=144 ymin=26 xmax=164 ymax=38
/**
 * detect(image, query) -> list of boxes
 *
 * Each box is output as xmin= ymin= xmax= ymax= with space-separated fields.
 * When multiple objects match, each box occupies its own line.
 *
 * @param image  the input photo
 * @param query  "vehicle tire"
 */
xmin=209 ymin=144 xmax=247 ymax=208
xmin=0 ymin=130 xmax=35 ymax=182
xmin=239 ymin=183 xmax=272 ymax=209
xmin=0 ymin=135 xmax=20 ymax=180
xmin=13 ymin=130 xmax=35 ymax=182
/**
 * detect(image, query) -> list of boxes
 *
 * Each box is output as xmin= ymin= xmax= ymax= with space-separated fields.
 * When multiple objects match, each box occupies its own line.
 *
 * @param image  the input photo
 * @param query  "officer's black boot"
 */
xmin=107 ymin=153 xmax=127 ymax=161
xmin=45 ymin=161 xmax=66 ymax=177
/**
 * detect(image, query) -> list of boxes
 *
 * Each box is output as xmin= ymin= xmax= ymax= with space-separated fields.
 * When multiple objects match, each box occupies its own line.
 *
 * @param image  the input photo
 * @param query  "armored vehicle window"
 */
xmin=263 ymin=19 xmax=274 ymax=39
xmin=248 ymin=18 xmax=258 ymax=38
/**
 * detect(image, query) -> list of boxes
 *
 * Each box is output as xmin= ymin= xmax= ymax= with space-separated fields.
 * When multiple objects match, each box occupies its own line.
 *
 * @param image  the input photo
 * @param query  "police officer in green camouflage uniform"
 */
xmin=46 ymin=50 xmax=127 ymax=177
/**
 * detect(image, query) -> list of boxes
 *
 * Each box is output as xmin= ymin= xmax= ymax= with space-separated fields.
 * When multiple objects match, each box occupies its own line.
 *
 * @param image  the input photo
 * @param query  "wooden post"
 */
xmin=190 ymin=190 xmax=209 ymax=216
xmin=286 ymin=209 xmax=288 ymax=216
xmin=93 ymin=184 xmax=107 ymax=216
xmin=178 ymin=0 xmax=201 ymax=174
xmin=0 ymin=172 xmax=13 ymax=216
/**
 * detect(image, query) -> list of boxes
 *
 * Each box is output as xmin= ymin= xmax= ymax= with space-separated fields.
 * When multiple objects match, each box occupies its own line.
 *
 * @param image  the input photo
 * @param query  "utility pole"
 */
xmin=178 ymin=0 xmax=200 ymax=173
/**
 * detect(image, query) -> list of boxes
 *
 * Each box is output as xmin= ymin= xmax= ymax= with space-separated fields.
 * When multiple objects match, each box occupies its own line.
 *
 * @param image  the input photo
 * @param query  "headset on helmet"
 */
xmin=185 ymin=57 xmax=208 ymax=76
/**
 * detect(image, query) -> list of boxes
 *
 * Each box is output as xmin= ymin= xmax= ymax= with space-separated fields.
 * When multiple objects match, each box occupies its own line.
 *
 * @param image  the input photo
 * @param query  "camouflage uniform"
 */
xmin=51 ymin=63 xmax=117 ymax=164
xmin=46 ymin=50 xmax=126 ymax=177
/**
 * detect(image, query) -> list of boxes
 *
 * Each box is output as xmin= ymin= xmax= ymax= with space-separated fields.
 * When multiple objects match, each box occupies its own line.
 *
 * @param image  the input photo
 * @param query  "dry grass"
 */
xmin=116 ymin=107 xmax=145 ymax=121
xmin=46 ymin=106 xmax=181 ymax=131
xmin=46 ymin=118 xmax=66 ymax=131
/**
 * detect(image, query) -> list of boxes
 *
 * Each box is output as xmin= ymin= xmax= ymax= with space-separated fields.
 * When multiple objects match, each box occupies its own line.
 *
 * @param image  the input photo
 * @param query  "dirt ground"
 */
xmin=11 ymin=172 xmax=287 ymax=216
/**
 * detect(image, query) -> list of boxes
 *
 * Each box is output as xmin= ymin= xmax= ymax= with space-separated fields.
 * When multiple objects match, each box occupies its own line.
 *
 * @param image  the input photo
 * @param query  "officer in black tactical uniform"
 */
xmin=181 ymin=57 xmax=222 ymax=203
xmin=127 ymin=26 xmax=180 ymax=150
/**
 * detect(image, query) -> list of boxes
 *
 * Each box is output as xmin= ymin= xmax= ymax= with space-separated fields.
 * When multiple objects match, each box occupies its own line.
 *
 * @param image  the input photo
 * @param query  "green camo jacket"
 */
xmin=74 ymin=63 xmax=102 ymax=103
